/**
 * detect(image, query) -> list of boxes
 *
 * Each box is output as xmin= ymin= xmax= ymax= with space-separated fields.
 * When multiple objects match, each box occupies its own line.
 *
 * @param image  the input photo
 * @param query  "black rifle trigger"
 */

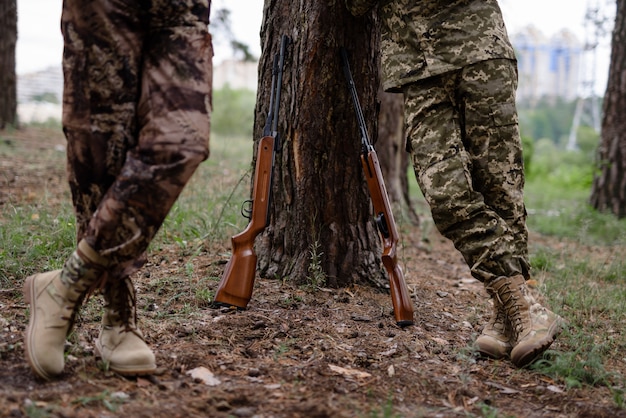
xmin=241 ymin=199 xmax=253 ymax=220
xmin=375 ymin=212 xmax=390 ymax=238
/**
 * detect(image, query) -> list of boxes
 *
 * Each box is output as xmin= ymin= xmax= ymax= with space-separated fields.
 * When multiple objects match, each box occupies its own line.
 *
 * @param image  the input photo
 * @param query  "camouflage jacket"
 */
xmin=345 ymin=0 xmax=516 ymax=92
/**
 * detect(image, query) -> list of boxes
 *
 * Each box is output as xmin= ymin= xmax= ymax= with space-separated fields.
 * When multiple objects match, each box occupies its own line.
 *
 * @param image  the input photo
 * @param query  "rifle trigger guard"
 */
xmin=375 ymin=213 xmax=390 ymax=238
xmin=241 ymin=199 xmax=253 ymax=220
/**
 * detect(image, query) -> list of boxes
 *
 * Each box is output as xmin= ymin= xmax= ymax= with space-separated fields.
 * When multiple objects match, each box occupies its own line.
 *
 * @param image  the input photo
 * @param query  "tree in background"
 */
xmin=0 ymin=0 xmax=18 ymax=129
xmin=254 ymin=1 xmax=387 ymax=288
xmin=211 ymin=8 xmax=257 ymax=62
xmin=590 ymin=0 xmax=626 ymax=218
xmin=376 ymin=90 xmax=420 ymax=226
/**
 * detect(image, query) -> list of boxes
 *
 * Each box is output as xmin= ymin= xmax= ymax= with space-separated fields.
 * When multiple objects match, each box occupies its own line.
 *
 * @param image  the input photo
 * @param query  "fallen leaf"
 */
xmin=187 ymin=366 xmax=221 ymax=386
xmin=379 ymin=344 xmax=398 ymax=356
xmin=110 ymin=391 xmax=130 ymax=400
xmin=328 ymin=364 xmax=371 ymax=379
xmin=485 ymin=381 xmax=520 ymax=394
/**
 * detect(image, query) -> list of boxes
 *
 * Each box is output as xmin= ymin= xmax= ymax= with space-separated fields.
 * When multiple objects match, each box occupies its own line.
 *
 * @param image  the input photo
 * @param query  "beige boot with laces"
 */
xmin=475 ymin=297 xmax=512 ymax=359
xmin=23 ymin=240 xmax=109 ymax=380
xmin=487 ymin=275 xmax=563 ymax=367
xmin=96 ymin=277 xmax=156 ymax=375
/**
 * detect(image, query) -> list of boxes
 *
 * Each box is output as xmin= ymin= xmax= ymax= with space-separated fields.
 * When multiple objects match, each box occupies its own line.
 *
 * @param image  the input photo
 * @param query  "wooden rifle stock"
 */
xmin=361 ymin=151 xmax=414 ymax=326
xmin=213 ymin=35 xmax=290 ymax=309
xmin=341 ymin=47 xmax=414 ymax=326
xmin=213 ymin=135 xmax=275 ymax=308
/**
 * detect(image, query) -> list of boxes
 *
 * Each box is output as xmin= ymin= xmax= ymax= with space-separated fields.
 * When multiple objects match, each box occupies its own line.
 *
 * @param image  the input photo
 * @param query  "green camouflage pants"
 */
xmin=61 ymin=0 xmax=212 ymax=277
xmin=403 ymin=59 xmax=529 ymax=283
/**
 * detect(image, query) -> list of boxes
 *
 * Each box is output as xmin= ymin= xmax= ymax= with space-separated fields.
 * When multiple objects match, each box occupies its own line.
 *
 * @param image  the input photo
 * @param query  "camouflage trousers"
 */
xmin=403 ymin=59 xmax=529 ymax=284
xmin=61 ymin=0 xmax=212 ymax=278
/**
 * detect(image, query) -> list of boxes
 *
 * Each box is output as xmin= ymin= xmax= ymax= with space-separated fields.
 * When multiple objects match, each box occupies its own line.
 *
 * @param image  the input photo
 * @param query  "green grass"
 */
xmin=0 ymin=203 xmax=76 ymax=285
xmin=2 ymin=124 xmax=626 ymax=406
xmin=523 ymin=175 xmax=626 ymax=396
xmin=0 ymin=131 xmax=256 ymax=287
xmin=405 ymin=155 xmax=626 ymax=398
xmin=525 ymin=182 xmax=626 ymax=245
xmin=158 ymin=133 xmax=255 ymax=246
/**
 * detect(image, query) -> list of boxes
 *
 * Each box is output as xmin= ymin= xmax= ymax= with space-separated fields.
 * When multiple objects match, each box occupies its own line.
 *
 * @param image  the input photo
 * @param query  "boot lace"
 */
xmin=490 ymin=301 xmax=509 ymax=334
xmin=104 ymin=278 xmax=140 ymax=335
xmin=490 ymin=281 xmax=523 ymax=341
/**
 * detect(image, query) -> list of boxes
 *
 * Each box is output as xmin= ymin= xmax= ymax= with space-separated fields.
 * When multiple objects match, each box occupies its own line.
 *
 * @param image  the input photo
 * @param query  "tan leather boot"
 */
xmin=475 ymin=297 xmax=512 ymax=359
xmin=96 ymin=277 xmax=156 ymax=375
xmin=23 ymin=240 xmax=109 ymax=380
xmin=487 ymin=275 xmax=563 ymax=367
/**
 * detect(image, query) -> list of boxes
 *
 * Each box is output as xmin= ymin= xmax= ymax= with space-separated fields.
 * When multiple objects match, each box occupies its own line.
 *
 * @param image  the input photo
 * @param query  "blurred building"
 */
xmin=15 ymin=60 xmax=258 ymax=123
xmin=512 ymin=25 xmax=583 ymax=103
xmin=17 ymin=65 xmax=63 ymax=104
xmin=16 ymin=27 xmax=585 ymax=123
xmin=16 ymin=65 xmax=63 ymax=123
xmin=213 ymin=59 xmax=258 ymax=90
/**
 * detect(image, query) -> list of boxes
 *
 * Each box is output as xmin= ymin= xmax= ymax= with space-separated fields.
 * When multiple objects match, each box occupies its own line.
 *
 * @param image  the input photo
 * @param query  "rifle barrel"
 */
xmin=340 ymin=48 xmax=372 ymax=153
xmin=341 ymin=46 xmax=415 ymax=327
xmin=272 ymin=35 xmax=290 ymax=149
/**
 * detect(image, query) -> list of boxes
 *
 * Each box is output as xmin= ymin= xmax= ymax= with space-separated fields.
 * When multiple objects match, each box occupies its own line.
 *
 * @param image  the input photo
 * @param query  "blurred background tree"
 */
xmin=0 ymin=0 xmax=18 ymax=129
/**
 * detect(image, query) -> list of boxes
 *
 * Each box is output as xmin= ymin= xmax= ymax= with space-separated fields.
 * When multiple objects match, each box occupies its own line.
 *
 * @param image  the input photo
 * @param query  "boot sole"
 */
xmin=477 ymin=346 xmax=511 ymax=360
xmin=511 ymin=319 xmax=563 ymax=367
xmin=94 ymin=343 xmax=157 ymax=376
xmin=476 ymin=336 xmax=512 ymax=359
xmin=23 ymin=275 xmax=55 ymax=381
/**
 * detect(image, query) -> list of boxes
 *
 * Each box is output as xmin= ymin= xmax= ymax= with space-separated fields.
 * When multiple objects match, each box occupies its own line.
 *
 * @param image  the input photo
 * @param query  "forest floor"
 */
xmin=0 ymin=127 xmax=624 ymax=417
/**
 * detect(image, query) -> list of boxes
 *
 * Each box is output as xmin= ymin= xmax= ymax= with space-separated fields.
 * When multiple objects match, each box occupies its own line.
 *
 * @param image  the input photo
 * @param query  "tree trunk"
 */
xmin=255 ymin=0 xmax=386 ymax=289
xmin=376 ymin=89 xmax=420 ymax=226
xmin=590 ymin=0 xmax=626 ymax=218
xmin=0 ymin=0 xmax=18 ymax=129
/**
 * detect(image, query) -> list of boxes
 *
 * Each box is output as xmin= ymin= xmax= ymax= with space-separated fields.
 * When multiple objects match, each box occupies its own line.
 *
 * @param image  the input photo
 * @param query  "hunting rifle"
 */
xmin=213 ymin=35 xmax=289 ymax=309
xmin=340 ymin=48 xmax=414 ymax=327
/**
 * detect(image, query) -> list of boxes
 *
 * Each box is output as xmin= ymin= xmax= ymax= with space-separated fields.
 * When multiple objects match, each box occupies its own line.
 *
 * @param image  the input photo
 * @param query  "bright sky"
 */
xmin=17 ymin=0 xmax=613 ymax=93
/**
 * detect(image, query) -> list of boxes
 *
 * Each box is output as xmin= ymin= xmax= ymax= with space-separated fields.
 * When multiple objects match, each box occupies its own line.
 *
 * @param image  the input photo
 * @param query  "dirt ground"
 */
xmin=0 ymin=128 xmax=624 ymax=418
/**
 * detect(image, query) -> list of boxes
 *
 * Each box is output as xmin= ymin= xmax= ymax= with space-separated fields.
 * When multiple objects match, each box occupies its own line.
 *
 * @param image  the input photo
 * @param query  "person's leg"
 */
xmin=83 ymin=0 xmax=211 ymax=264
xmin=62 ymin=0 xmax=210 ymax=263
xmin=90 ymin=0 xmax=212 ymax=375
xmin=62 ymin=0 xmax=143 ymax=244
xmin=458 ymin=58 xmax=529 ymax=277
xmin=402 ymin=73 xmax=516 ymax=360
xmin=450 ymin=58 xmax=524 ymax=358
xmin=403 ymin=68 xmax=561 ymax=365
xmin=24 ymin=0 xmax=211 ymax=379
xmin=23 ymin=0 xmax=143 ymax=381
xmin=403 ymin=73 xmax=522 ymax=285
xmin=457 ymin=59 xmax=561 ymax=365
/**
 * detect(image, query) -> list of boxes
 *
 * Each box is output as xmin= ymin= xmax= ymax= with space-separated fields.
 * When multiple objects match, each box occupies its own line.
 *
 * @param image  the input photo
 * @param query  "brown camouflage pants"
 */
xmin=403 ymin=59 xmax=529 ymax=284
xmin=61 ymin=0 xmax=212 ymax=279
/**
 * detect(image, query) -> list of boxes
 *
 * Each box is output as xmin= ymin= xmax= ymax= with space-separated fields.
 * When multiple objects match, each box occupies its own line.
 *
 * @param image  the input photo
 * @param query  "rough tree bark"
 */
xmin=0 ymin=0 xmax=18 ymax=129
xmin=254 ymin=0 xmax=387 ymax=288
xmin=590 ymin=0 xmax=626 ymax=218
